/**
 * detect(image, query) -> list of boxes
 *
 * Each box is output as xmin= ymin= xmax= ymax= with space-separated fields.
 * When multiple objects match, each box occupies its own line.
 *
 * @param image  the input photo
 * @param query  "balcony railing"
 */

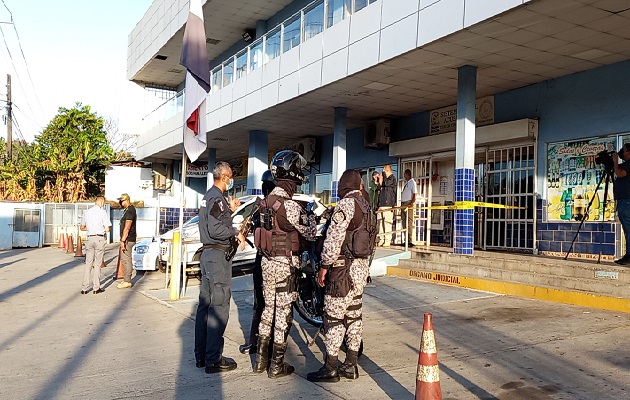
xmin=142 ymin=0 xmax=378 ymax=131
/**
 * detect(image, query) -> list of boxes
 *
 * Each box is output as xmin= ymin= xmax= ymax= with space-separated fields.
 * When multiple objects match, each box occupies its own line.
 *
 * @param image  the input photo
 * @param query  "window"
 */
xmin=327 ymin=0 xmax=351 ymax=28
xmin=304 ymin=1 xmax=324 ymax=41
xmin=235 ymin=51 xmax=248 ymax=80
xmin=223 ymin=59 xmax=234 ymax=87
xmin=265 ymin=28 xmax=281 ymax=63
xmin=283 ymin=16 xmax=301 ymax=53
xmin=211 ymin=67 xmax=222 ymax=92
xmin=250 ymin=40 xmax=263 ymax=72
xmin=315 ymin=173 xmax=332 ymax=205
xmin=354 ymin=0 xmax=377 ymax=12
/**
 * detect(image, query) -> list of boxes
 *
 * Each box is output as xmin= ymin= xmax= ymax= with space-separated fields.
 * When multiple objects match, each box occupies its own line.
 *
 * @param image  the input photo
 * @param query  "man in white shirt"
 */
xmin=400 ymin=169 xmax=417 ymax=247
xmin=80 ymin=196 xmax=112 ymax=294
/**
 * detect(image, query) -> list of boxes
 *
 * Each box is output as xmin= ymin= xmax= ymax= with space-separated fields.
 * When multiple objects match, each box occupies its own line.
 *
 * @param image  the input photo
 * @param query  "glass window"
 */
xmin=250 ymin=40 xmax=263 ymax=72
xmin=315 ymin=173 xmax=332 ymax=205
xmin=327 ymin=0 xmax=351 ymax=28
xmin=235 ymin=50 xmax=248 ymax=80
xmin=354 ymin=0 xmax=378 ymax=12
xmin=211 ymin=67 xmax=222 ymax=92
xmin=304 ymin=1 xmax=324 ymax=41
xmin=265 ymin=28 xmax=281 ymax=63
xmin=223 ymin=58 xmax=234 ymax=87
xmin=283 ymin=16 xmax=301 ymax=53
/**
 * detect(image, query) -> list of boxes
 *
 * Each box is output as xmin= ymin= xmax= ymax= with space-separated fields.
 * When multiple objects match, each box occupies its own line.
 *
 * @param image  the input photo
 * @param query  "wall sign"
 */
xmin=546 ymin=137 xmax=616 ymax=222
xmin=187 ymin=164 xmax=208 ymax=178
xmin=429 ymin=96 xmax=494 ymax=135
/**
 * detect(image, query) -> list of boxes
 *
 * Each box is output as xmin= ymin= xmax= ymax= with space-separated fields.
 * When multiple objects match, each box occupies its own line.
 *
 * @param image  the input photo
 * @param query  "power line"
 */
xmin=1 ymin=0 xmax=45 ymax=126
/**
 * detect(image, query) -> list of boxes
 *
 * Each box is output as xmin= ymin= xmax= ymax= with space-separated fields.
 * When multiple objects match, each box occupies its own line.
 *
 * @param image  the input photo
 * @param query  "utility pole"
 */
xmin=6 ymin=74 xmax=12 ymax=159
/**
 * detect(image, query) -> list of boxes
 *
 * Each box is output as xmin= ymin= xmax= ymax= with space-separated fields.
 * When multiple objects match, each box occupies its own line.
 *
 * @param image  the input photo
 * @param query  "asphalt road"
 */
xmin=1 ymin=245 xmax=629 ymax=399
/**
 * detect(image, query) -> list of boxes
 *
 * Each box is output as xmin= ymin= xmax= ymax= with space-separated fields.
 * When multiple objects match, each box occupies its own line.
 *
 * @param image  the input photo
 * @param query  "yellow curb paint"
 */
xmin=388 ymin=266 xmax=630 ymax=313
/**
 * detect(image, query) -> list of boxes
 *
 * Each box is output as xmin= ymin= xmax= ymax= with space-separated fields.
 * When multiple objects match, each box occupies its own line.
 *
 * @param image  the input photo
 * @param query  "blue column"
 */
xmin=454 ymin=65 xmax=477 ymax=255
xmin=206 ymin=148 xmax=216 ymax=191
xmin=331 ymin=107 xmax=347 ymax=203
xmin=255 ymin=20 xmax=267 ymax=39
xmin=247 ymin=130 xmax=268 ymax=195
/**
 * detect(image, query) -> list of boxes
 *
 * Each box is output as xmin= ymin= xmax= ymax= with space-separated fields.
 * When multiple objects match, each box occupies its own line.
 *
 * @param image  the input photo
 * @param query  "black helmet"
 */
xmin=261 ymin=170 xmax=274 ymax=183
xmin=270 ymin=150 xmax=307 ymax=183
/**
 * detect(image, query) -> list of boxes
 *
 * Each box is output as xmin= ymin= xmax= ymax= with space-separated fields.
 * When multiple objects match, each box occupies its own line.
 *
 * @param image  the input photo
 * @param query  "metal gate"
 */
xmin=400 ymin=158 xmax=432 ymax=245
xmin=13 ymin=208 xmax=41 ymax=248
xmin=43 ymin=203 xmax=99 ymax=245
xmin=483 ymin=144 xmax=536 ymax=251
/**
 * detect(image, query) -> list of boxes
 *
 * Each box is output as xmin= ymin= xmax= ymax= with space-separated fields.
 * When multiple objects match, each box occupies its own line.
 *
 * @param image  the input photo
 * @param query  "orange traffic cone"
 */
xmin=114 ymin=247 xmax=125 ymax=279
xmin=101 ymin=258 xmax=107 ymax=268
xmin=57 ymin=232 xmax=64 ymax=249
xmin=60 ymin=233 xmax=68 ymax=251
xmin=74 ymin=236 xmax=83 ymax=257
xmin=66 ymin=234 xmax=75 ymax=254
xmin=415 ymin=313 xmax=442 ymax=400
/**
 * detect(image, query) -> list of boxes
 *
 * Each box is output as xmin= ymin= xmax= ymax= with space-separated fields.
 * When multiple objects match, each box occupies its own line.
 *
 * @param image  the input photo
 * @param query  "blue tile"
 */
xmin=549 ymin=241 xmax=561 ymax=252
xmin=604 ymin=232 xmax=615 ymax=243
xmin=586 ymin=243 xmax=601 ymax=254
xmin=547 ymin=223 xmax=558 ymax=230
xmin=574 ymin=243 xmax=587 ymax=254
xmin=602 ymin=244 xmax=615 ymax=255
xmin=552 ymin=231 xmax=565 ymax=241
xmin=541 ymin=231 xmax=553 ymax=241
xmin=578 ymin=232 xmax=592 ymax=243
xmin=538 ymin=240 xmax=550 ymax=251
xmin=592 ymin=232 xmax=603 ymax=243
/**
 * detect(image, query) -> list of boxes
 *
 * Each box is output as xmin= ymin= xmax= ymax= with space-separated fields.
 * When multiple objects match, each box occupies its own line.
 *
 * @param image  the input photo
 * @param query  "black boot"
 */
xmin=253 ymin=336 xmax=270 ymax=373
xmin=306 ymin=354 xmax=340 ymax=383
xmin=338 ymin=349 xmax=359 ymax=379
xmin=267 ymin=343 xmax=295 ymax=379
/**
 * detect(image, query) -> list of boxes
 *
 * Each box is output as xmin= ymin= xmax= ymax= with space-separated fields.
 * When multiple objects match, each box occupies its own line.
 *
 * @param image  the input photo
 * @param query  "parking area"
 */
xmin=1 ymin=245 xmax=629 ymax=399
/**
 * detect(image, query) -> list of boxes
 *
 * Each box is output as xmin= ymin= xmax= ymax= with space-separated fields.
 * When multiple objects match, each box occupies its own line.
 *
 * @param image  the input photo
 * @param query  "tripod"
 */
xmin=564 ymin=168 xmax=613 ymax=263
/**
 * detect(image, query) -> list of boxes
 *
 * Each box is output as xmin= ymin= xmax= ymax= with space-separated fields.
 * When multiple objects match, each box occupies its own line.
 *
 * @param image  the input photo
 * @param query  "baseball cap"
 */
xmin=117 ymin=193 xmax=131 ymax=202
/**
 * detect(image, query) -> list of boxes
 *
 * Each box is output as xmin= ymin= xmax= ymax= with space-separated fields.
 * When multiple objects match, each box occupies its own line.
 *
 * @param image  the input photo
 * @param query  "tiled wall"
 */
xmin=454 ymin=168 xmax=475 ymax=254
xmin=536 ymin=198 xmax=618 ymax=259
xmin=158 ymin=207 xmax=199 ymax=235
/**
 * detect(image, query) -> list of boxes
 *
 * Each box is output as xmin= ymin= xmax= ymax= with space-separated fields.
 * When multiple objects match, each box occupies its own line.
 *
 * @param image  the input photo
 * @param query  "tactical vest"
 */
xmin=341 ymin=193 xmax=378 ymax=260
xmin=254 ymin=195 xmax=300 ymax=257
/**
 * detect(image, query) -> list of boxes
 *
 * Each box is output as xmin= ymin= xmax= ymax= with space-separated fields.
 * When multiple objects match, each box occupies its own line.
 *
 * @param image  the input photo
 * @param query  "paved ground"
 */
xmin=1 ymin=245 xmax=629 ymax=400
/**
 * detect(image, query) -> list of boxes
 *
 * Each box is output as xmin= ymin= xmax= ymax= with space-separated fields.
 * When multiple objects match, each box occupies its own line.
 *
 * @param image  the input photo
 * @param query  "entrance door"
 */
xmin=400 ymin=159 xmax=432 ymax=245
xmin=13 ymin=208 xmax=41 ymax=248
xmin=484 ymin=144 xmax=536 ymax=251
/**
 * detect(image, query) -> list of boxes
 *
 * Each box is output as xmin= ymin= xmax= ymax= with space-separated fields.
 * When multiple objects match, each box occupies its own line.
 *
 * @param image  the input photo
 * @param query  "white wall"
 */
xmin=104 ymin=166 xmax=154 ymax=203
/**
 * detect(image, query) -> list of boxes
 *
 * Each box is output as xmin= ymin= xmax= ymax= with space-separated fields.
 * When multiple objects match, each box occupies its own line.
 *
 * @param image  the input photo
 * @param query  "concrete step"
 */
xmin=389 ymin=251 xmax=630 ymax=313
xmin=398 ymin=257 xmax=630 ymax=299
xmin=408 ymin=250 xmax=630 ymax=284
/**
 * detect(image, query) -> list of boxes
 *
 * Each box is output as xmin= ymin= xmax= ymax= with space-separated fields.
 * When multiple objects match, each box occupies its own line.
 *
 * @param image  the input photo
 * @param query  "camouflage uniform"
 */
xmin=259 ymin=187 xmax=317 ymax=345
xmin=321 ymin=189 xmax=370 ymax=357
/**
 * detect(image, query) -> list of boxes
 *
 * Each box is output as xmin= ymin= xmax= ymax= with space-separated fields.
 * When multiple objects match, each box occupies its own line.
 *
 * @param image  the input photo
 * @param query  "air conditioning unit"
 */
xmin=365 ymin=119 xmax=391 ymax=148
xmin=288 ymin=137 xmax=318 ymax=164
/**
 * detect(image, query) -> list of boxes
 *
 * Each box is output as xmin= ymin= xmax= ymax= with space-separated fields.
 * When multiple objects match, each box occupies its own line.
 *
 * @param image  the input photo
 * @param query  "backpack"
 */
xmin=342 ymin=193 xmax=378 ymax=259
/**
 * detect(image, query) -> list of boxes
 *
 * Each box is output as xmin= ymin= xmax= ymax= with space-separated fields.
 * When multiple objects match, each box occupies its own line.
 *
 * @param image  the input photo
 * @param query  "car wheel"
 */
xmin=156 ymin=257 xmax=167 ymax=273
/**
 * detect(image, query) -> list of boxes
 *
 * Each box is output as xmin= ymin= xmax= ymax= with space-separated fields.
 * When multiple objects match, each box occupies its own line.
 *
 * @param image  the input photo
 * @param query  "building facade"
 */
xmin=129 ymin=0 xmax=630 ymax=259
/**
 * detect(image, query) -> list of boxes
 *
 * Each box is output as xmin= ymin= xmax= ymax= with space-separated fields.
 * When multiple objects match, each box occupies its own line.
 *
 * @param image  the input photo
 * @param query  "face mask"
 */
xmin=226 ymin=178 xmax=234 ymax=191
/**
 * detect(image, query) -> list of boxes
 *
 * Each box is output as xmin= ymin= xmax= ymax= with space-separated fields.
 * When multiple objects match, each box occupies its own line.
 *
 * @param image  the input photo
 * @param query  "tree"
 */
xmin=104 ymin=117 xmax=137 ymax=161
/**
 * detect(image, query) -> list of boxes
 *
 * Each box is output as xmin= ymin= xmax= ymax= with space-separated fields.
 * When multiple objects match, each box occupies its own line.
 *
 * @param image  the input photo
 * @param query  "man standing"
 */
xmin=80 ymin=195 xmax=111 ymax=295
xmin=368 ymin=171 xmax=380 ymax=210
xmin=195 ymin=162 xmax=245 ymax=373
xmin=239 ymin=170 xmax=276 ymax=355
xmin=377 ymin=165 xmax=396 ymax=247
xmin=307 ymin=169 xmax=374 ymax=382
xmin=400 ymin=169 xmax=417 ymax=247
xmin=613 ymin=144 xmax=630 ymax=265
xmin=117 ymin=193 xmax=136 ymax=289
xmin=254 ymin=150 xmax=316 ymax=378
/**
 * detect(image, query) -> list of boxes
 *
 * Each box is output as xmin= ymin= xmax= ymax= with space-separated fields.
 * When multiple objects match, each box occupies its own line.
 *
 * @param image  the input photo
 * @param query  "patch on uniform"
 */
xmin=218 ymin=200 xmax=225 ymax=212
xmin=200 ymin=199 xmax=207 ymax=208
xmin=332 ymin=210 xmax=346 ymax=225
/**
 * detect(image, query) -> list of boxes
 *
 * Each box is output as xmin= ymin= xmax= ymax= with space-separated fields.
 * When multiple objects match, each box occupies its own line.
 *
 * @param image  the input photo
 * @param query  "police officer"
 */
xmin=254 ymin=150 xmax=317 ymax=378
xmin=307 ymin=169 xmax=373 ymax=382
xmin=239 ymin=170 xmax=275 ymax=354
xmin=194 ymin=161 xmax=246 ymax=374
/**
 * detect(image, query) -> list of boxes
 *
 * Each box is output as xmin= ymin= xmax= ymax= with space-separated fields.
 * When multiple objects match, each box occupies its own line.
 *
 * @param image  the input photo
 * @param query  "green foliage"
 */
xmin=0 ymin=102 xmax=115 ymax=202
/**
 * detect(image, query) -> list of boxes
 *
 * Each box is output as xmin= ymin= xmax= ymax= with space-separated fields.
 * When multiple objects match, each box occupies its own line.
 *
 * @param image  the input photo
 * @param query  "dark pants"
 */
xmin=195 ymin=248 xmax=232 ymax=364
xmin=247 ymin=252 xmax=265 ymax=345
xmin=617 ymin=199 xmax=630 ymax=257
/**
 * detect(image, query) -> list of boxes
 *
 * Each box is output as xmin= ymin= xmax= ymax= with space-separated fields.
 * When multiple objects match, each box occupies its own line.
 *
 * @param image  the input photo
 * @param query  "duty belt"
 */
xmin=88 ymin=234 xmax=106 ymax=237
xmin=202 ymin=243 xmax=230 ymax=252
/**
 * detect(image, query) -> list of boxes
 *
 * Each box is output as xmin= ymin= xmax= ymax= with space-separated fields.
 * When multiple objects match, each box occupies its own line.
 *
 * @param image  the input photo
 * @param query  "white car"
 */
xmin=132 ymin=194 xmax=327 ymax=272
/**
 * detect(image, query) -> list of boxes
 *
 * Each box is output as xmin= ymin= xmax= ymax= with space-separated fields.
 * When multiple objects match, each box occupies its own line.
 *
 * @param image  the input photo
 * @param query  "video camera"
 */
xmin=595 ymin=148 xmax=624 ymax=173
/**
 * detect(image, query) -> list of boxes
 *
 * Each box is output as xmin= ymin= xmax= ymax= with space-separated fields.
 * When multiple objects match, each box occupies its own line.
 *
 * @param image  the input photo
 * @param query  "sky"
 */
xmin=0 ymin=0 xmax=153 ymax=143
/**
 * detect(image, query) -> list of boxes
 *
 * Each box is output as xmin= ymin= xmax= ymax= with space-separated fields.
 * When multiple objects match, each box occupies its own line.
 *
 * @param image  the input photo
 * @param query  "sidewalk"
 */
xmin=1 ymin=245 xmax=629 ymax=399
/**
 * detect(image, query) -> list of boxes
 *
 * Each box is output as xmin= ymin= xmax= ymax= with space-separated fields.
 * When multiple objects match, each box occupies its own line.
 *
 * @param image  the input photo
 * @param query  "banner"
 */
xmin=546 ymin=137 xmax=616 ymax=222
xmin=429 ymin=96 xmax=494 ymax=135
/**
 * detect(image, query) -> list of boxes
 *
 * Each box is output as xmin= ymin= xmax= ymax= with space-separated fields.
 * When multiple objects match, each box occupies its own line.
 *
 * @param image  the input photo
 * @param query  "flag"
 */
xmin=180 ymin=0 xmax=210 ymax=162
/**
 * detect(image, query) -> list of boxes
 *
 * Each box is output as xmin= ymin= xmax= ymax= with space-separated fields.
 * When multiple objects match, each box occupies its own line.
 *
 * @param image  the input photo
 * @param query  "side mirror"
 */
xmin=233 ymin=215 xmax=244 ymax=225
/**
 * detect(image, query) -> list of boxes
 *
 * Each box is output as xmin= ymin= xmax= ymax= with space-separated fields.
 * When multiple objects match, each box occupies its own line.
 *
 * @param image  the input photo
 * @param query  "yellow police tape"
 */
xmin=422 ymin=201 xmax=526 ymax=210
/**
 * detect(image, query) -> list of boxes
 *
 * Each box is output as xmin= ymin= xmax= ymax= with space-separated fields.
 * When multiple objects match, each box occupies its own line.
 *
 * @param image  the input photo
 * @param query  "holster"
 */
xmin=325 ymin=258 xmax=353 ymax=298
xmin=226 ymin=237 xmax=238 ymax=261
